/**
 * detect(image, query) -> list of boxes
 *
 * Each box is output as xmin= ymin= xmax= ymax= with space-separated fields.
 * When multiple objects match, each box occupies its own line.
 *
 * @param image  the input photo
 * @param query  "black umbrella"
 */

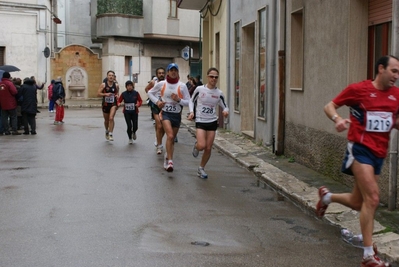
xmin=0 ymin=65 xmax=20 ymax=72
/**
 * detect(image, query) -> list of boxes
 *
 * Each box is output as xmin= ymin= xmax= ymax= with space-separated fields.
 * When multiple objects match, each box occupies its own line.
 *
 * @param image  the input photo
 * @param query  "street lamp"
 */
xmin=46 ymin=7 xmax=62 ymax=24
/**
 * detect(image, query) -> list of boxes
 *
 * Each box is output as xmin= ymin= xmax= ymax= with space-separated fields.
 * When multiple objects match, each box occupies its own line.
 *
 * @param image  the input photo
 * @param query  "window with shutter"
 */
xmin=0 ymin=47 xmax=4 ymax=65
xmin=367 ymin=0 xmax=392 ymax=79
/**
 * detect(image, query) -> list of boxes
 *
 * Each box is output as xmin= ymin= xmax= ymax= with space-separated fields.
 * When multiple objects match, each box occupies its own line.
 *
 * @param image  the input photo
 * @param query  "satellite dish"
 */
xmin=44 ymin=47 xmax=50 ymax=58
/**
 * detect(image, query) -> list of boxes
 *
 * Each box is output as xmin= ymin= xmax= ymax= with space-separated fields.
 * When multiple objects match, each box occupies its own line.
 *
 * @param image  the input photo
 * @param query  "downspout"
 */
xmin=226 ymin=0 xmax=231 ymax=129
xmin=388 ymin=0 xmax=399 ymax=210
xmin=199 ymin=14 xmax=202 ymax=65
xmin=276 ymin=0 xmax=286 ymax=156
xmin=270 ymin=0 xmax=278 ymax=149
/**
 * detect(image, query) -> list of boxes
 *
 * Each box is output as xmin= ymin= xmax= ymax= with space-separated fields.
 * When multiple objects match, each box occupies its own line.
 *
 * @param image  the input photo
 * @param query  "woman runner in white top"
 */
xmin=188 ymin=67 xmax=229 ymax=179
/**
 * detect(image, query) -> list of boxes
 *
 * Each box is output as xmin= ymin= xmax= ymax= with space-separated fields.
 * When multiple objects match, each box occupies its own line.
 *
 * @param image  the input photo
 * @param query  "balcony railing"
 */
xmin=97 ymin=0 xmax=143 ymax=16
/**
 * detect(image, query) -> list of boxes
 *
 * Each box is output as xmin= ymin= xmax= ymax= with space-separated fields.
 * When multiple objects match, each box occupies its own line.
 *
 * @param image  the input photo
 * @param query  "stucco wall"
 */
xmin=283 ymin=0 xmax=399 ymax=202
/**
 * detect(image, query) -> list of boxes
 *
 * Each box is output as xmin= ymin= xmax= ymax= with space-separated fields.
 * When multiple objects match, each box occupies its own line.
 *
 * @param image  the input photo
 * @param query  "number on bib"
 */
xmin=125 ymin=103 xmax=135 ymax=111
xmin=366 ymin=111 xmax=392 ymax=132
xmin=105 ymin=95 xmax=114 ymax=103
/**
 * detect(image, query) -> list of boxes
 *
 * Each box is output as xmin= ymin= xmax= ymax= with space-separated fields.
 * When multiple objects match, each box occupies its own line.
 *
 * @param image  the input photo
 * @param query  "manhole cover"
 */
xmin=191 ymin=241 xmax=210 ymax=246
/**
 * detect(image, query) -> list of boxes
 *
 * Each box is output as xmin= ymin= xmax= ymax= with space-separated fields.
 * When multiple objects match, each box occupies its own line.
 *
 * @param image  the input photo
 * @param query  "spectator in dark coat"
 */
xmin=13 ymin=78 xmax=23 ymax=130
xmin=20 ymin=77 xmax=38 ymax=134
xmin=0 ymin=72 xmax=20 ymax=135
xmin=31 ymin=76 xmax=45 ymax=113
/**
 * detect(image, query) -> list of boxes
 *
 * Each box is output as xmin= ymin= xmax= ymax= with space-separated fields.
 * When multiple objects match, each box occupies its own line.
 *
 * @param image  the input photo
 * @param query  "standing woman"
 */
xmin=52 ymin=76 xmax=66 ymax=124
xmin=188 ymin=67 xmax=229 ymax=179
xmin=20 ymin=77 xmax=38 ymax=134
xmin=117 ymin=80 xmax=142 ymax=144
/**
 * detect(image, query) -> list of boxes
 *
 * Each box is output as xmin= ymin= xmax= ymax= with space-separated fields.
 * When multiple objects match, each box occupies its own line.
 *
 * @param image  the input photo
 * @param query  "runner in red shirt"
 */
xmin=317 ymin=55 xmax=399 ymax=267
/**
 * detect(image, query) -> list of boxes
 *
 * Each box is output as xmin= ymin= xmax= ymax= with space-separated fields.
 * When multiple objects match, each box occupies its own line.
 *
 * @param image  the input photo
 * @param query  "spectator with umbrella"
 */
xmin=0 ymin=65 xmax=20 ymax=72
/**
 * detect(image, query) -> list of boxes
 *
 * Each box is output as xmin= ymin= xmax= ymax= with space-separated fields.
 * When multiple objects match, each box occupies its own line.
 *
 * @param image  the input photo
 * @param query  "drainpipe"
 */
xmin=269 ymin=0 xmax=278 ymax=148
xmin=276 ymin=0 xmax=286 ymax=156
xmin=388 ymin=0 xmax=399 ymax=210
xmin=226 ymin=0 xmax=231 ymax=129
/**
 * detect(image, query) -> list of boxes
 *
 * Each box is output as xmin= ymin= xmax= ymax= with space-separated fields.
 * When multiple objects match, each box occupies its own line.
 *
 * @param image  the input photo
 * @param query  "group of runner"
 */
xmin=97 ymin=70 xmax=143 ymax=144
xmin=96 ymin=56 xmax=399 ymax=266
xmin=97 ymin=64 xmax=229 ymax=179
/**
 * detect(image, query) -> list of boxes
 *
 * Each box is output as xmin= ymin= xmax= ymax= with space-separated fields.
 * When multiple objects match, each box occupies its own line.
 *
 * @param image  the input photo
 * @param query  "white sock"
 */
xmin=106 ymin=130 xmax=109 ymax=134
xmin=363 ymin=246 xmax=374 ymax=257
xmin=322 ymin=192 xmax=332 ymax=205
xmin=109 ymin=132 xmax=113 ymax=136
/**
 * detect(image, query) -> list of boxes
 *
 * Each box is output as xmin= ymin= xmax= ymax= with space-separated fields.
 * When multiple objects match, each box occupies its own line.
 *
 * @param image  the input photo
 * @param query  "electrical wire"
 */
xmin=208 ymin=0 xmax=222 ymax=17
xmin=200 ymin=0 xmax=222 ymax=18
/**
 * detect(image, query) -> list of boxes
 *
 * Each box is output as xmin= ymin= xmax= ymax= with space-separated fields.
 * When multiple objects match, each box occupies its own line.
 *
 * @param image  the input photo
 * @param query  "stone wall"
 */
xmin=284 ymin=121 xmax=392 ymax=205
xmin=51 ymin=45 xmax=102 ymax=98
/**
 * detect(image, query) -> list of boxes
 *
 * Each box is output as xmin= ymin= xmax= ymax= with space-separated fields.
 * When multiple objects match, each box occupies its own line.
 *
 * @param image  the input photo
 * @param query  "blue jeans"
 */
xmin=49 ymin=100 xmax=55 ymax=111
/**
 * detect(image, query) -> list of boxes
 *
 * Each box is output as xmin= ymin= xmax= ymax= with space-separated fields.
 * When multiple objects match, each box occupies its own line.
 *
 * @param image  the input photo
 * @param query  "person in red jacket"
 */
xmin=0 ymin=72 xmax=21 ymax=135
xmin=117 ymin=80 xmax=142 ymax=144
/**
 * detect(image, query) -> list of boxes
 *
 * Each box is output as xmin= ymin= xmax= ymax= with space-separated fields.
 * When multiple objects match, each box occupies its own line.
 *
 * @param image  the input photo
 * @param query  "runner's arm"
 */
xmin=145 ymin=80 xmax=155 ymax=93
xmin=97 ymin=83 xmax=106 ymax=97
xmin=137 ymin=93 xmax=143 ymax=107
xmin=117 ymin=93 xmax=124 ymax=106
xmin=324 ymin=101 xmax=350 ymax=132
xmin=148 ymin=83 xmax=161 ymax=104
xmin=176 ymin=84 xmax=190 ymax=106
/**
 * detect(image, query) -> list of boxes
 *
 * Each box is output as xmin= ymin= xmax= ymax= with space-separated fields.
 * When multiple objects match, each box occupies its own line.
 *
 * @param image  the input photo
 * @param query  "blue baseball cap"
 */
xmin=167 ymin=63 xmax=179 ymax=71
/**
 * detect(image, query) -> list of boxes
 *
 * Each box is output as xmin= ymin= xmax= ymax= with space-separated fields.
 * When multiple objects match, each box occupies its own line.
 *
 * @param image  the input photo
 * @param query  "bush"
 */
xmin=97 ymin=0 xmax=143 ymax=16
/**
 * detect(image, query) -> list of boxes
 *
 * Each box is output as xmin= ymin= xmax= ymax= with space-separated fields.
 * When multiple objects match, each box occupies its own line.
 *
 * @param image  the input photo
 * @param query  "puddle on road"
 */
xmin=134 ymin=222 xmax=262 ymax=254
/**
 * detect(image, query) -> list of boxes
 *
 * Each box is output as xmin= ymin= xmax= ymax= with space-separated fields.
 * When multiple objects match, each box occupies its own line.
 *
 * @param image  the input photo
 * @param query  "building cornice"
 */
xmin=0 ymin=1 xmax=46 ymax=10
xmin=143 ymin=33 xmax=199 ymax=43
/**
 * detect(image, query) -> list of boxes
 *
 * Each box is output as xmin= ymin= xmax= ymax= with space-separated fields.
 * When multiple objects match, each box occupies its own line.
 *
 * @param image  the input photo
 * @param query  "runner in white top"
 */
xmin=148 ymin=63 xmax=190 ymax=172
xmin=188 ymin=67 xmax=229 ymax=179
xmin=145 ymin=67 xmax=165 ymax=154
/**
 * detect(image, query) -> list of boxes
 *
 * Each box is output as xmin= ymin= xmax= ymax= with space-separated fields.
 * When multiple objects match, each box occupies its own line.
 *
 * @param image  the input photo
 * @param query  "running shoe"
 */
xmin=133 ymin=132 xmax=137 ymax=140
xmin=361 ymin=253 xmax=391 ymax=267
xmin=192 ymin=141 xmax=199 ymax=158
xmin=316 ymin=186 xmax=330 ymax=218
xmin=156 ymin=145 xmax=163 ymax=155
xmin=166 ymin=160 xmax=174 ymax=172
xmin=164 ymin=156 xmax=169 ymax=169
xmin=361 ymin=243 xmax=391 ymax=267
xmin=108 ymin=135 xmax=114 ymax=141
xmin=105 ymin=132 xmax=109 ymax=140
xmin=129 ymin=139 xmax=133 ymax=144
xmin=198 ymin=167 xmax=208 ymax=179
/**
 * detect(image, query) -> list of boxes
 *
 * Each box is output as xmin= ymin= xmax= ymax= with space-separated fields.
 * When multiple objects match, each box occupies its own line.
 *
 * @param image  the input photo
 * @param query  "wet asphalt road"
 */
xmin=0 ymin=108 xmax=362 ymax=266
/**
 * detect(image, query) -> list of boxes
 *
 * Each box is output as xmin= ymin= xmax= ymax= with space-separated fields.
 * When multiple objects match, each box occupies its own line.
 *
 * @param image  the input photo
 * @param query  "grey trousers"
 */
xmin=1 ymin=108 xmax=17 ymax=132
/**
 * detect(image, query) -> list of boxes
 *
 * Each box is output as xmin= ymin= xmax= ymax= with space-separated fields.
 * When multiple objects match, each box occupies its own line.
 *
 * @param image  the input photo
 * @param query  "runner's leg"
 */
xmin=200 ymin=130 xmax=216 ymax=168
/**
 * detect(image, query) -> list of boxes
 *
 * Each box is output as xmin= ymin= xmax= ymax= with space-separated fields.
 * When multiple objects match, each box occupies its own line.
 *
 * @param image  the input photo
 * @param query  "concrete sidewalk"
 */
xmin=184 ymin=123 xmax=399 ymax=265
xmin=39 ymin=99 xmax=399 ymax=264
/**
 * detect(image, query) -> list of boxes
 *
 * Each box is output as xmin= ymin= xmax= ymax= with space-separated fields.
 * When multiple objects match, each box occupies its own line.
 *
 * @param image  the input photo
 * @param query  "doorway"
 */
xmin=241 ymin=23 xmax=255 ymax=137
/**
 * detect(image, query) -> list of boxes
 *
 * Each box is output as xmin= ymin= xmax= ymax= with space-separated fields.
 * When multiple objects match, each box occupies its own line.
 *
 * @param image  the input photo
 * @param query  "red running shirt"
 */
xmin=332 ymin=80 xmax=399 ymax=158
